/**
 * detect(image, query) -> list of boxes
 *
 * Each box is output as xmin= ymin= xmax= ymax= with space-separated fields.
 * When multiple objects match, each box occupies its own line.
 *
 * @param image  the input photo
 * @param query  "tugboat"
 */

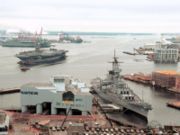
xmin=91 ymin=51 xmax=152 ymax=128
xmin=16 ymin=43 xmax=68 ymax=66
xmin=59 ymin=32 xmax=83 ymax=43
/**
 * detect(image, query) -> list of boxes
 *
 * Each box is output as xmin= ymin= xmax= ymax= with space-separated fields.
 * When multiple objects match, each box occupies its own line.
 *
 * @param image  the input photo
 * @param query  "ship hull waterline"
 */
xmin=92 ymin=89 xmax=149 ymax=125
xmin=18 ymin=55 xmax=66 ymax=66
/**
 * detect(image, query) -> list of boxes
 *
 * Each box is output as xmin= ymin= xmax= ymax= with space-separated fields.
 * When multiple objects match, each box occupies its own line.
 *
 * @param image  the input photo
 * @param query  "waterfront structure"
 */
xmin=21 ymin=75 xmax=93 ymax=115
xmin=152 ymin=71 xmax=177 ymax=88
xmin=154 ymin=48 xmax=179 ymax=63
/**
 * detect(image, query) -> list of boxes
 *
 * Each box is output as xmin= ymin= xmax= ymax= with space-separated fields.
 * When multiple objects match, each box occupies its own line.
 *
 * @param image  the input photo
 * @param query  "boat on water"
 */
xmin=91 ymin=51 xmax=152 ymax=127
xmin=16 ymin=43 xmax=68 ymax=66
xmin=59 ymin=32 xmax=83 ymax=43
xmin=2 ymin=31 xmax=50 ymax=48
xmin=20 ymin=66 xmax=30 ymax=71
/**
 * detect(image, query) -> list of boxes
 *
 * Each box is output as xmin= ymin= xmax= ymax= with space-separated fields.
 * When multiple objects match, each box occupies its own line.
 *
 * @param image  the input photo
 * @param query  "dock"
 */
xmin=123 ymin=71 xmax=180 ymax=95
xmin=167 ymin=88 xmax=180 ymax=94
xmin=167 ymin=100 xmax=180 ymax=110
xmin=123 ymin=73 xmax=152 ymax=85
xmin=122 ymin=51 xmax=137 ymax=55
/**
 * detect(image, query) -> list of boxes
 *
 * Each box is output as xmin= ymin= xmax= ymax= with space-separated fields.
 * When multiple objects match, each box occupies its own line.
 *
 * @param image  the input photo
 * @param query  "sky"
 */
xmin=0 ymin=0 xmax=180 ymax=32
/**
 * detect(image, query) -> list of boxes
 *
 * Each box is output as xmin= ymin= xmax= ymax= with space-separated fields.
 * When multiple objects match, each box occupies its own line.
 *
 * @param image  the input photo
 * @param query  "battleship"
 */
xmin=16 ymin=44 xmax=68 ymax=65
xmin=91 ymin=51 xmax=152 ymax=127
xmin=2 ymin=32 xmax=50 ymax=48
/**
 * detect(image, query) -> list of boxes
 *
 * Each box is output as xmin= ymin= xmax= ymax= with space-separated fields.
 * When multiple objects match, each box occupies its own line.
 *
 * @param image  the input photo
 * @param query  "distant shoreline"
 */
xmin=1 ymin=29 xmax=180 ymax=36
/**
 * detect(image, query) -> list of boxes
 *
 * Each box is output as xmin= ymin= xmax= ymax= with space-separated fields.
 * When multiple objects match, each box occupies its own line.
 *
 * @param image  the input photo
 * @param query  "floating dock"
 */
xmin=123 ymin=73 xmax=151 ymax=85
xmin=123 ymin=71 xmax=180 ymax=95
xmin=167 ymin=100 xmax=180 ymax=110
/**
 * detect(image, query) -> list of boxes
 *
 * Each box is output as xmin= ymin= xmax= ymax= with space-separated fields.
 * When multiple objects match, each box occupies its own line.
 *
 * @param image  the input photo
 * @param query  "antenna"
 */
xmin=160 ymin=33 xmax=163 ymax=48
xmin=142 ymin=89 xmax=144 ymax=102
xmin=39 ymin=27 xmax=43 ymax=38
xmin=108 ymin=49 xmax=123 ymax=63
xmin=114 ymin=49 xmax=116 ymax=58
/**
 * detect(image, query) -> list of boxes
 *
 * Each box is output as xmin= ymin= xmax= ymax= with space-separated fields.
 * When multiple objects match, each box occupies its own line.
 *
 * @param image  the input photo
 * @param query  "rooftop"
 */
xmin=21 ymin=79 xmax=91 ymax=95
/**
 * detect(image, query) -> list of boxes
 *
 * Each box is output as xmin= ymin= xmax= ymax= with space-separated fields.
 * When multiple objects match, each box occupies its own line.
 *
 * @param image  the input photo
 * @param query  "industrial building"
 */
xmin=176 ymin=74 xmax=180 ymax=91
xmin=152 ymin=70 xmax=177 ymax=88
xmin=21 ymin=75 xmax=93 ymax=115
xmin=154 ymin=48 xmax=179 ymax=63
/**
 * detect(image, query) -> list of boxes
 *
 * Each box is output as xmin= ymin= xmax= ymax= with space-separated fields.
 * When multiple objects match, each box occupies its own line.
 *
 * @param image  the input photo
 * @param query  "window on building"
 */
xmin=63 ymin=91 xmax=74 ymax=102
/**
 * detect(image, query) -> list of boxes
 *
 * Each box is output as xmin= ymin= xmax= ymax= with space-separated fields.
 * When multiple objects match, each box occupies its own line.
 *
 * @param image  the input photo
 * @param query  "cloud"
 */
xmin=0 ymin=0 xmax=180 ymax=32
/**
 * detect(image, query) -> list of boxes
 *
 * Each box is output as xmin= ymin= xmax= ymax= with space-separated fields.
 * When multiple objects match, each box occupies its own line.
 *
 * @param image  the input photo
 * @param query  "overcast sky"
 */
xmin=0 ymin=0 xmax=180 ymax=32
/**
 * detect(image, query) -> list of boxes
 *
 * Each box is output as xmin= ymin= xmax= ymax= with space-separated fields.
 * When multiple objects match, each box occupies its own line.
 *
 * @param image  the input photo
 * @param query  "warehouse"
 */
xmin=152 ymin=70 xmax=177 ymax=88
xmin=21 ymin=75 xmax=93 ymax=115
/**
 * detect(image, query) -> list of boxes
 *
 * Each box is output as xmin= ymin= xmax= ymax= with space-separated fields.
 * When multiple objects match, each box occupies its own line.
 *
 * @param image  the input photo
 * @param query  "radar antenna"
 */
xmin=108 ymin=49 xmax=123 ymax=64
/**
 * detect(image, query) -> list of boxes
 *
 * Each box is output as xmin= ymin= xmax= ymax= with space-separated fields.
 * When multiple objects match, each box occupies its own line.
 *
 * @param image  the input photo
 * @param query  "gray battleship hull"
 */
xmin=93 ymin=89 xmax=149 ymax=120
xmin=18 ymin=55 xmax=66 ymax=65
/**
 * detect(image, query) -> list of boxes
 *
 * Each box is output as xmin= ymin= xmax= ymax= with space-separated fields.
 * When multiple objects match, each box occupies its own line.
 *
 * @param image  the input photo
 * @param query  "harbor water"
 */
xmin=0 ymin=34 xmax=180 ymax=126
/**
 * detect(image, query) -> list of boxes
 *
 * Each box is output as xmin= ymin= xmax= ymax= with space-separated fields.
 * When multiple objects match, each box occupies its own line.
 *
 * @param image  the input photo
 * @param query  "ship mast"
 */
xmin=112 ymin=50 xmax=120 ymax=72
xmin=35 ymin=27 xmax=43 ymax=52
xmin=107 ymin=50 xmax=123 ymax=92
xmin=110 ymin=50 xmax=122 ymax=76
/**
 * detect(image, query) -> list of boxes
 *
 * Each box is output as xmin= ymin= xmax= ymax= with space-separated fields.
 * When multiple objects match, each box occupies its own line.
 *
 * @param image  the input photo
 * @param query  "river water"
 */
xmin=0 ymin=34 xmax=179 ymax=126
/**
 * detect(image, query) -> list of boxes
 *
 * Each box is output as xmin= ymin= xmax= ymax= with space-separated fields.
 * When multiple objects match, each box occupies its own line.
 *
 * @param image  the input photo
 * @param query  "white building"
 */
xmin=21 ymin=75 xmax=93 ymax=115
xmin=154 ymin=48 xmax=179 ymax=63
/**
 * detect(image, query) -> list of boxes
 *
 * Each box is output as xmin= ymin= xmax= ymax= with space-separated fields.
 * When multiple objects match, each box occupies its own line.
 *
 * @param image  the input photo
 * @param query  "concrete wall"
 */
xmin=0 ymin=93 xmax=21 ymax=110
xmin=21 ymin=86 xmax=55 ymax=106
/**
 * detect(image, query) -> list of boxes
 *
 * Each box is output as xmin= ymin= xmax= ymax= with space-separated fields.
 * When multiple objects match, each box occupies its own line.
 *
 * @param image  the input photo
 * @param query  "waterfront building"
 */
xmin=21 ymin=75 xmax=93 ymax=115
xmin=152 ymin=71 xmax=177 ymax=88
xmin=154 ymin=48 xmax=179 ymax=63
